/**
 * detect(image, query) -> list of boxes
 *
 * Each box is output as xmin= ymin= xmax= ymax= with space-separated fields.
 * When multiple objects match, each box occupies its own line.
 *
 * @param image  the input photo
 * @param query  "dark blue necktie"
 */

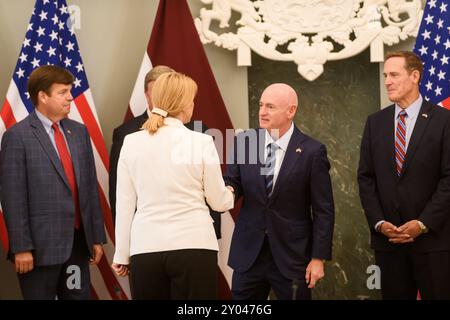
xmin=265 ymin=143 xmax=278 ymax=196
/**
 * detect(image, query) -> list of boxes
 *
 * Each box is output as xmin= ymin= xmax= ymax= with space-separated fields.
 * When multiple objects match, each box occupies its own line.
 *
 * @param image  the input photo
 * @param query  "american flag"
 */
xmin=0 ymin=0 xmax=130 ymax=299
xmin=413 ymin=0 xmax=450 ymax=109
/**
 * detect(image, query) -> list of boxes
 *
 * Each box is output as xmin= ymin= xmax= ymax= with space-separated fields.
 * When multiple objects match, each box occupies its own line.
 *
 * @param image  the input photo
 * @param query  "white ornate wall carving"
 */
xmin=194 ymin=0 xmax=423 ymax=81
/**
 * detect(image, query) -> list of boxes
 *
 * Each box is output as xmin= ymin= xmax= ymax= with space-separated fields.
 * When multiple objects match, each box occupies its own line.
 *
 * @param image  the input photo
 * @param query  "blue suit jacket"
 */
xmin=225 ymin=126 xmax=335 ymax=280
xmin=0 ymin=111 xmax=106 ymax=266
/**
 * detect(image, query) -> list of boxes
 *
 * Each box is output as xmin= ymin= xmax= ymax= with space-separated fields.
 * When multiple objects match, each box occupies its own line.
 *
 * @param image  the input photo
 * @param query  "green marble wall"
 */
xmin=248 ymin=49 xmax=381 ymax=299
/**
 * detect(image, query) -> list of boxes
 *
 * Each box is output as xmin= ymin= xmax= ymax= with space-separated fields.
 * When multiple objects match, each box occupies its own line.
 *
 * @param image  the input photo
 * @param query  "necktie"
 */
xmin=52 ymin=123 xmax=81 ymax=229
xmin=395 ymin=110 xmax=407 ymax=176
xmin=265 ymin=143 xmax=278 ymax=196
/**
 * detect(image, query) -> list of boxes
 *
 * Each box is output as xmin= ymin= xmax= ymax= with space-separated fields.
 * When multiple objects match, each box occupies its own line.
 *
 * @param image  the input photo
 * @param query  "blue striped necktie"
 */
xmin=265 ymin=143 xmax=279 ymax=196
xmin=395 ymin=110 xmax=407 ymax=176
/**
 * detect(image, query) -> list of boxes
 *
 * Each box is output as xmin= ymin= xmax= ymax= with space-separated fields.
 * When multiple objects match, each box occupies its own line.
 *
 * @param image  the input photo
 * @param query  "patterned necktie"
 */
xmin=265 ymin=143 xmax=278 ymax=196
xmin=395 ymin=110 xmax=407 ymax=176
xmin=52 ymin=123 xmax=81 ymax=229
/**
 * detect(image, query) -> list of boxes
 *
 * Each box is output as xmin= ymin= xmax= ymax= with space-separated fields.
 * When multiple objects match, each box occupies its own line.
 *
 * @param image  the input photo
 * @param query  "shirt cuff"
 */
xmin=374 ymin=220 xmax=385 ymax=232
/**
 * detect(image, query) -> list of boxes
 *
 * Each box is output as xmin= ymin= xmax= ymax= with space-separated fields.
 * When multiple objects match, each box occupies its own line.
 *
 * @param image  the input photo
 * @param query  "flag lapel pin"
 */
xmin=296 ymin=148 xmax=302 ymax=154
xmin=421 ymin=113 xmax=428 ymax=118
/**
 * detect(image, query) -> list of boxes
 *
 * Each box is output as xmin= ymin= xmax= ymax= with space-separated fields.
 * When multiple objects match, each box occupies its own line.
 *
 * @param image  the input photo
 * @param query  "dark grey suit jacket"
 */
xmin=0 ymin=111 xmax=106 ymax=266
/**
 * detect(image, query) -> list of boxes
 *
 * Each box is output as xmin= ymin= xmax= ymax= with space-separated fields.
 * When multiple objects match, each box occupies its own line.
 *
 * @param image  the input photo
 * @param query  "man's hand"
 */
xmin=111 ymin=263 xmax=130 ymax=277
xmin=305 ymin=258 xmax=324 ymax=289
xmin=379 ymin=221 xmax=412 ymax=243
xmin=89 ymin=244 xmax=103 ymax=265
xmin=15 ymin=251 xmax=34 ymax=274
xmin=390 ymin=220 xmax=422 ymax=243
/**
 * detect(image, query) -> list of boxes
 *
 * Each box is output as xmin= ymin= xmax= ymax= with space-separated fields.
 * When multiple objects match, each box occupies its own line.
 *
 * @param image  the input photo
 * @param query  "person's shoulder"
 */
xmin=115 ymin=115 xmax=146 ymax=137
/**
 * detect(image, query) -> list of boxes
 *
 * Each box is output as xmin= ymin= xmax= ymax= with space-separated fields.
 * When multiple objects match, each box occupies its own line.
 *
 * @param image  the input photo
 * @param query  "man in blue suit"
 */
xmin=225 ymin=83 xmax=335 ymax=300
xmin=0 ymin=65 xmax=106 ymax=299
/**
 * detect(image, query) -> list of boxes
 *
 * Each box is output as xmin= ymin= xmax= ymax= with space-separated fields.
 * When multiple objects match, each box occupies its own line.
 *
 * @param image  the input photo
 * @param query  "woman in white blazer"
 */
xmin=111 ymin=72 xmax=234 ymax=299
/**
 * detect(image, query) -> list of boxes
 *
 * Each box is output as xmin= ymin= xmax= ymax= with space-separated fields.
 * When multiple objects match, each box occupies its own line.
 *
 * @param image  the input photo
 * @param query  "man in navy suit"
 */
xmin=358 ymin=51 xmax=450 ymax=299
xmin=225 ymin=83 xmax=335 ymax=300
xmin=0 ymin=65 xmax=106 ymax=299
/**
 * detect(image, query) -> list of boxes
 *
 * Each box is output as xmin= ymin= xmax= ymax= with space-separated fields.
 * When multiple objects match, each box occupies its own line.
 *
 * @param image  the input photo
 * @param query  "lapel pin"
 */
xmin=67 ymin=129 xmax=72 ymax=134
xmin=421 ymin=113 xmax=428 ymax=118
xmin=296 ymin=148 xmax=302 ymax=153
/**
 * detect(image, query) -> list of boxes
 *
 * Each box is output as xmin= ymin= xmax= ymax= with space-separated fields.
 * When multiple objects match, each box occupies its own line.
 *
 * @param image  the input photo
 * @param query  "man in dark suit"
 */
xmin=0 ymin=65 xmax=106 ymax=300
xmin=109 ymin=65 xmax=221 ymax=237
xmin=358 ymin=51 xmax=450 ymax=299
xmin=225 ymin=83 xmax=335 ymax=300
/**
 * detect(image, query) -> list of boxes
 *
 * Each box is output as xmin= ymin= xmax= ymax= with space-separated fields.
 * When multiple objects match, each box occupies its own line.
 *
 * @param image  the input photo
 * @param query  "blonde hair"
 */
xmin=142 ymin=72 xmax=198 ymax=134
xmin=144 ymin=65 xmax=174 ymax=92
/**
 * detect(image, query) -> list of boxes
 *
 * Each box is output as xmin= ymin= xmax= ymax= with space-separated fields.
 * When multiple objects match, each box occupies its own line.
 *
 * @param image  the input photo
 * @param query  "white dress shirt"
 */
xmin=113 ymin=117 xmax=234 ymax=264
xmin=264 ymin=123 xmax=294 ymax=192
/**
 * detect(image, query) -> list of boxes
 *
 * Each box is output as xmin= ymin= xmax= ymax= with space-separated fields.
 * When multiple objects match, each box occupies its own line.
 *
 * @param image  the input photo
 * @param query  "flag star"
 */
xmin=421 ymin=29 xmax=431 ymax=40
xmin=437 ymin=70 xmax=446 ymax=81
xmin=64 ymin=57 xmax=72 ymax=67
xmin=16 ymin=68 xmax=25 ymax=78
xmin=23 ymin=38 xmax=31 ymax=47
xmin=33 ymin=42 xmax=43 ymax=52
xmin=74 ymin=78 xmax=82 ymax=88
xmin=43 ymin=0 xmax=50 ymax=4
xmin=39 ymin=10 xmax=48 ymax=21
xmin=49 ymin=30 xmax=58 ymax=41
xmin=434 ymin=35 xmax=441 ymax=45
xmin=429 ymin=0 xmax=437 ymax=8
xmin=47 ymin=46 xmax=56 ymax=57
xmin=31 ymin=58 xmax=40 ymax=68
xmin=59 ymin=4 xmax=68 ymax=14
xmin=27 ymin=22 xmax=33 ymax=31
xmin=70 ymin=27 xmax=75 ymax=36
xmin=58 ymin=21 xmax=65 ymax=30
xmin=418 ymin=45 xmax=428 ymax=56
xmin=54 ymin=1 xmax=58 ymax=7
xmin=75 ymin=62 xmax=84 ymax=72
xmin=444 ymin=39 xmax=450 ymax=50
xmin=66 ymin=41 xmax=75 ymax=52
xmin=429 ymin=65 xmax=436 ymax=75
xmin=441 ymin=54 xmax=449 ymax=65
xmin=36 ymin=26 xmax=46 ymax=37
xmin=25 ymin=92 xmax=30 ymax=99
xmin=437 ymin=19 xmax=444 ymax=29
xmin=52 ymin=14 xmax=59 ymax=25
xmin=424 ymin=14 xmax=434 ymax=25
xmin=440 ymin=2 xmax=447 ymax=13
xmin=19 ymin=53 xmax=28 ymax=63
xmin=432 ymin=50 xmax=439 ymax=60
xmin=58 ymin=37 xmax=63 ymax=45
xmin=435 ymin=86 xmax=442 ymax=96
xmin=425 ymin=81 xmax=433 ymax=91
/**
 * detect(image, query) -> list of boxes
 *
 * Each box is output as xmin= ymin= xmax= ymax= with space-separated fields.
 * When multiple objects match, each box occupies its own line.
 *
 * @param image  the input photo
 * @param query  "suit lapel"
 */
xmin=382 ymin=105 xmax=397 ymax=178
xmin=61 ymin=119 xmax=81 ymax=185
xmin=399 ymin=101 xmax=433 ymax=179
xmin=29 ymin=112 xmax=71 ymax=190
xmin=269 ymin=126 xmax=305 ymax=202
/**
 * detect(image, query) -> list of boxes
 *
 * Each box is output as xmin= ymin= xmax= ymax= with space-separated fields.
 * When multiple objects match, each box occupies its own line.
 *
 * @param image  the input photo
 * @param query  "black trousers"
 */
xmin=18 ymin=229 xmax=91 ymax=300
xmin=130 ymin=249 xmax=218 ymax=300
xmin=232 ymin=236 xmax=311 ymax=300
xmin=375 ymin=248 xmax=450 ymax=300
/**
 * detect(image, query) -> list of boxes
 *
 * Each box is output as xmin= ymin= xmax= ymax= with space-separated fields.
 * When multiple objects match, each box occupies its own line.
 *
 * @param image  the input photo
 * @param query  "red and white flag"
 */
xmin=124 ymin=0 xmax=236 ymax=298
xmin=0 ymin=0 xmax=130 ymax=300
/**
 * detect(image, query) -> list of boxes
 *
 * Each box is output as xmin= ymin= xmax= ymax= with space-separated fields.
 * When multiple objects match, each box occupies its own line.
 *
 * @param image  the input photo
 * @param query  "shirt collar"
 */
xmin=35 ymin=109 xmax=59 ymax=134
xmin=395 ymin=95 xmax=423 ymax=120
xmin=164 ymin=116 xmax=184 ymax=127
xmin=264 ymin=122 xmax=294 ymax=152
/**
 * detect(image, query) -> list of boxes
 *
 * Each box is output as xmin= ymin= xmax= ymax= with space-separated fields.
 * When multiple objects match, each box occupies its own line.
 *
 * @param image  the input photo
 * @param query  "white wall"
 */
xmin=0 ymin=0 xmax=249 ymax=151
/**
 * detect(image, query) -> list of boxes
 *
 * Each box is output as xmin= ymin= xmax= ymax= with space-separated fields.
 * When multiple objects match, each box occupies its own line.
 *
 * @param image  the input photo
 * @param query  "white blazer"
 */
xmin=113 ymin=117 xmax=234 ymax=264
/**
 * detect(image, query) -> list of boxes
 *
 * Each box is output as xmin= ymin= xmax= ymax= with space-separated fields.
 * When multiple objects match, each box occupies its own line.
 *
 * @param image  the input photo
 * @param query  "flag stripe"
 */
xmin=0 ymin=212 xmax=9 ymax=252
xmin=0 ymin=100 xmax=17 ymax=129
xmin=73 ymin=93 xmax=109 ymax=170
xmin=98 ymin=182 xmax=115 ymax=243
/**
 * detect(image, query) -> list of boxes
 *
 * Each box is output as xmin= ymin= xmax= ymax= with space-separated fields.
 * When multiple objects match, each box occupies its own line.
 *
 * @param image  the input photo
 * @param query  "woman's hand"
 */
xmin=111 ymin=263 xmax=130 ymax=277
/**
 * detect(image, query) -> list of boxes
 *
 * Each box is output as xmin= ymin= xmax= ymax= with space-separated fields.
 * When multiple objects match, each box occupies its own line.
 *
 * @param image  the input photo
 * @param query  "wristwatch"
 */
xmin=417 ymin=220 xmax=429 ymax=234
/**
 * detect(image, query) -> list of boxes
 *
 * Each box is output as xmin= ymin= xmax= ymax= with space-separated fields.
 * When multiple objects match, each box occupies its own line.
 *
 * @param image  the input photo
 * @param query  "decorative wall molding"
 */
xmin=194 ymin=0 xmax=423 ymax=81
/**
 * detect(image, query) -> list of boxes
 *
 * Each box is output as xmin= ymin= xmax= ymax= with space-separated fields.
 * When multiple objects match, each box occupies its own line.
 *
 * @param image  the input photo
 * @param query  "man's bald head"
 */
xmin=259 ymin=83 xmax=298 ymax=138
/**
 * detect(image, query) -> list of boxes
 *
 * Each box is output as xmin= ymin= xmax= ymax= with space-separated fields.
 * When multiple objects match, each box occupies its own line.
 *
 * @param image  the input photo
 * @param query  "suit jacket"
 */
xmin=0 ymin=111 xmax=106 ymax=266
xmin=225 ymin=126 xmax=335 ymax=280
xmin=358 ymin=100 xmax=450 ymax=252
xmin=113 ymin=118 xmax=234 ymax=264
xmin=108 ymin=111 xmax=222 ymax=238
